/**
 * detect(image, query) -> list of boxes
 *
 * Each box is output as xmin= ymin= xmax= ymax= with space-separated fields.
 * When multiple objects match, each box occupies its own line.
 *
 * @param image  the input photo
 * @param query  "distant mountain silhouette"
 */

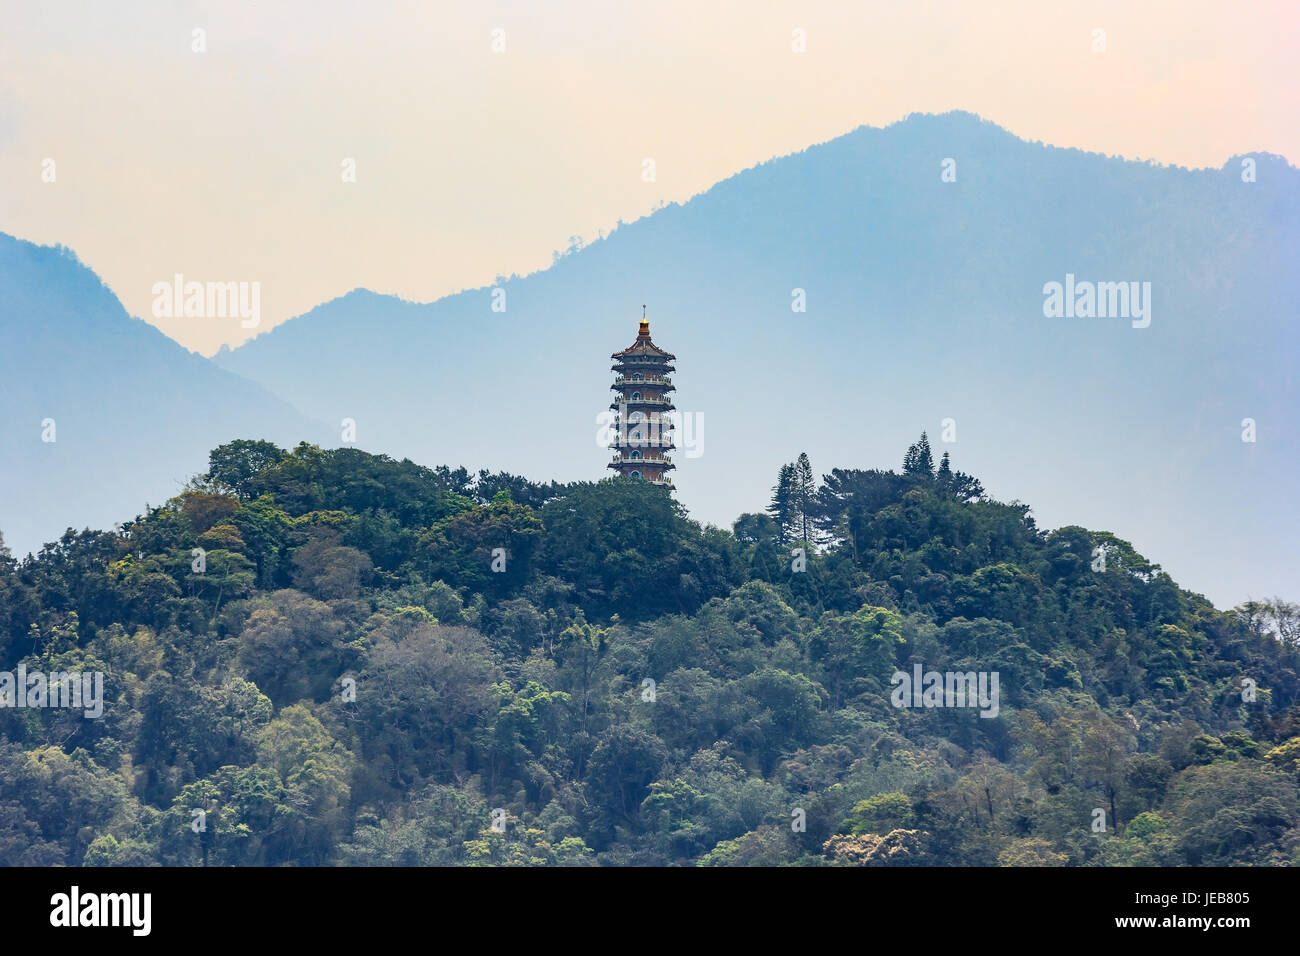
xmin=2 ymin=112 xmax=1294 ymax=607
xmin=212 ymin=112 xmax=1298 ymax=608
xmin=0 ymin=233 xmax=327 ymax=556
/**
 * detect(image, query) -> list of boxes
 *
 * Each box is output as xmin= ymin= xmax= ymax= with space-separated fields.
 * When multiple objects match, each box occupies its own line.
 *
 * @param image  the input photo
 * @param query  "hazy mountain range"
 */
xmin=0 ymin=236 xmax=329 ymax=556
xmin=2 ymin=111 xmax=1296 ymax=608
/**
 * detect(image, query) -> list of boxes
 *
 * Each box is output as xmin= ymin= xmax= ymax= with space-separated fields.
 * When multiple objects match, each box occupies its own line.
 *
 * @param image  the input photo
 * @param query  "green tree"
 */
xmin=902 ymin=432 xmax=935 ymax=478
xmin=794 ymin=452 xmax=816 ymax=542
xmin=206 ymin=440 xmax=287 ymax=499
xmin=769 ymin=463 xmax=798 ymax=544
xmin=235 ymin=589 xmax=354 ymax=705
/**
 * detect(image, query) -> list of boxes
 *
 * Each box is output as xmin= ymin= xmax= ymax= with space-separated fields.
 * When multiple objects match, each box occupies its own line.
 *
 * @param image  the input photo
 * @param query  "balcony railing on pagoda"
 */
xmin=609 ymin=425 xmax=675 ymax=438
xmin=611 ymin=376 xmax=674 ymax=388
xmin=609 ymin=457 xmax=675 ymax=469
xmin=611 ymin=412 xmax=674 ymax=422
xmin=608 ymin=418 xmax=674 ymax=432
xmin=610 ymin=439 xmax=677 ymax=450
xmin=609 ymin=397 xmax=675 ymax=409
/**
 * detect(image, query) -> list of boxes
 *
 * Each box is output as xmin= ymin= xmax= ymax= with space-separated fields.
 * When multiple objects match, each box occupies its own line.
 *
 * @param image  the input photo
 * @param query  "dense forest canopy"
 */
xmin=0 ymin=435 xmax=1297 ymax=866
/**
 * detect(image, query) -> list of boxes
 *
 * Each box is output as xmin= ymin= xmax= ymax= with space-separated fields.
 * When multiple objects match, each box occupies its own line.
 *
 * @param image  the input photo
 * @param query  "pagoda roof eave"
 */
xmin=610 ymin=347 xmax=677 ymax=361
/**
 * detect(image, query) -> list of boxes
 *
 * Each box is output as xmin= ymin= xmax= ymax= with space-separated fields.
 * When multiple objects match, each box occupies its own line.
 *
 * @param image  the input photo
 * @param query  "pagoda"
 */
xmin=609 ymin=311 xmax=676 ymax=488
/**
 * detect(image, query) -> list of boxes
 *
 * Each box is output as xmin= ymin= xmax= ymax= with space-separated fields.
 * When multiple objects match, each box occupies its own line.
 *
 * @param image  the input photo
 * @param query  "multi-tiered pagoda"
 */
xmin=609 ymin=313 xmax=676 ymax=488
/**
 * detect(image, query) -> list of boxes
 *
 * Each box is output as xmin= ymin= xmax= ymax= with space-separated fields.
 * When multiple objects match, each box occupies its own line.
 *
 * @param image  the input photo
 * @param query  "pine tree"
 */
xmin=938 ymin=451 xmax=952 ymax=479
xmin=950 ymin=469 xmax=985 ymax=502
xmin=917 ymin=432 xmax=934 ymax=477
xmin=902 ymin=431 xmax=935 ymax=478
xmin=794 ymin=452 xmax=815 ymax=542
xmin=769 ymin=463 xmax=797 ymax=543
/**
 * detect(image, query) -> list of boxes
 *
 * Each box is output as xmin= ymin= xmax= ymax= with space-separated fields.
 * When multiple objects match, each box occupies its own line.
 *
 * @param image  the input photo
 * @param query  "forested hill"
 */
xmin=209 ymin=110 xmax=1300 ymax=609
xmin=1 ymin=437 xmax=1297 ymax=866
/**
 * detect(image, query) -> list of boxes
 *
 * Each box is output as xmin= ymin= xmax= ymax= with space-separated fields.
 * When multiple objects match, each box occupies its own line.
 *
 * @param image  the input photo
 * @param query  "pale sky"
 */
xmin=2 ymin=0 xmax=1296 ymax=355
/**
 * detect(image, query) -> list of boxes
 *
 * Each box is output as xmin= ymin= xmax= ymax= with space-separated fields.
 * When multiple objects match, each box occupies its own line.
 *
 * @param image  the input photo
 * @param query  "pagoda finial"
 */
xmin=639 ymin=305 xmax=649 ymax=336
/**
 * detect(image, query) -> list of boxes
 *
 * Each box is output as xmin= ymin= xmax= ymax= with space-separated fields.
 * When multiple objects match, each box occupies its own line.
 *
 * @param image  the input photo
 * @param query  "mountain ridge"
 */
xmin=3 ymin=110 xmax=1296 ymax=609
xmin=214 ymin=111 xmax=1300 ymax=354
xmin=0 ymin=232 xmax=331 ymax=559
xmin=206 ymin=111 xmax=1298 ymax=609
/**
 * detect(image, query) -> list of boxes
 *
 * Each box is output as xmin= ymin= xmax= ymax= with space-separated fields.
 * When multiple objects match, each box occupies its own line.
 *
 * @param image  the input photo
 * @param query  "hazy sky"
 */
xmin=2 ymin=1 xmax=1296 ymax=355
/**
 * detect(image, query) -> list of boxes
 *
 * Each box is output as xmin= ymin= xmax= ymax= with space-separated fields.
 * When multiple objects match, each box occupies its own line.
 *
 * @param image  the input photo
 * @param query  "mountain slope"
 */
xmin=0 ymin=233 xmax=328 ymax=556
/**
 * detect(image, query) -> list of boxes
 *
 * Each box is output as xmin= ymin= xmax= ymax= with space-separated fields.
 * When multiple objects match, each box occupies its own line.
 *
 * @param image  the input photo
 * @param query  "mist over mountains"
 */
xmin=3 ymin=112 xmax=1296 ymax=607
xmin=0 ymin=235 xmax=328 ymax=556
xmin=213 ymin=112 xmax=1298 ymax=608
